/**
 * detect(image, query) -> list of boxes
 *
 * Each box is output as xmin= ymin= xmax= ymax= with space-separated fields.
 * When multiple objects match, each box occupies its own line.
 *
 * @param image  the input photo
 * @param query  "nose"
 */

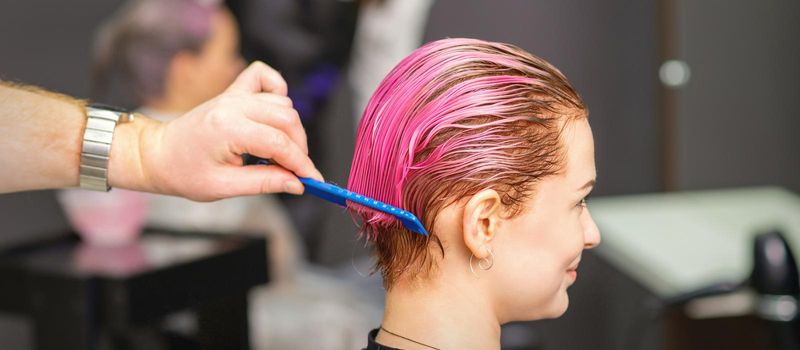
xmin=582 ymin=208 xmax=601 ymax=249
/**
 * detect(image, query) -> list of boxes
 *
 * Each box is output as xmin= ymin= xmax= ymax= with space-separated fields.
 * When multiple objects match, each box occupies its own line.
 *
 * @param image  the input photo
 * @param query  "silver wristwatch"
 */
xmin=79 ymin=104 xmax=134 ymax=191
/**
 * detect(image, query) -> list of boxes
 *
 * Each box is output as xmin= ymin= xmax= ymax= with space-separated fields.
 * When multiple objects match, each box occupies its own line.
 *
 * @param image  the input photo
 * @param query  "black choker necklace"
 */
xmin=379 ymin=326 xmax=441 ymax=350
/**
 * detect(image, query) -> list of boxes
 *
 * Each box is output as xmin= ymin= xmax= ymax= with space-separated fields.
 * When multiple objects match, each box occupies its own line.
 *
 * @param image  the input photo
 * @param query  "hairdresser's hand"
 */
xmin=109 ymin=61 xmax=323 ymax=201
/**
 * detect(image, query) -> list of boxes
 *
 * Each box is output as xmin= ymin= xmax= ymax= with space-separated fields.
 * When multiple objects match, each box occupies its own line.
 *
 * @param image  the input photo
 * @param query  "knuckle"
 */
xmin=277 ymin=95 xmax=293 ymax=107
xmin=266 ymin=132 xmax=289 ymax=151
xmin=276 ymin=107 xmax=300 ymax=126
xmin=215 ymin=93 xmax=239 ymax=106
xmin=283 ymin=96 xmax=293 ymax=106
xmin=208 ymin=109 xmax=228 ymax=130
xmin=259 ymin=176 xmax=278 ymax=193
xmin=288 ymin=108 xmax=301 ymax=125
xmin=207 ymin=100 xmax=243 ymax=131
xmin=254 ymin=61 xmax=268 ymax=69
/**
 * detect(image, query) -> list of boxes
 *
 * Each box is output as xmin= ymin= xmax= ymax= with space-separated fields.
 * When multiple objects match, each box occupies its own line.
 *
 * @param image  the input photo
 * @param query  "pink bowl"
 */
xmin=58 ymin=189 xmax=150 ymax=246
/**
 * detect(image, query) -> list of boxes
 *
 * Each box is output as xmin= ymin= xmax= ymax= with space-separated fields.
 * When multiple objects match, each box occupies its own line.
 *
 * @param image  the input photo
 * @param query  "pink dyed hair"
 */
xmin=347 ymin=38 xmax=586 ymax=287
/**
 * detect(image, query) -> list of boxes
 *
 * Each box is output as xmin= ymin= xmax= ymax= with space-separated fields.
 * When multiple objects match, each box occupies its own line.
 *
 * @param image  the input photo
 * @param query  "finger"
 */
xmin=235 ymin=122 xmax=323 ymax=181
xmin=220 ymin=165 xmax=305 ymax=195
xmin=236 ymin=95 xmax=308 ymax=155
xmin=226 ymin=61 xmax=288 ymax=96
xmin=255 ymin=93 xmax=293 ymax=108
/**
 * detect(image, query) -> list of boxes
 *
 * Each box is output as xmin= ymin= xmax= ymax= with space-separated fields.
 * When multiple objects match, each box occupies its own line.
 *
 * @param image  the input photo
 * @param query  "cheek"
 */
xmin=491 ymin=212 xmax=585 ymax=320
xmin=217 ymin=53 xmax=244 ymax=86
xmin=526 ymin=212 xmax=584 ymax=269
xmin=197 ymin=52 xmax=239 ymax=94
xmin=209 ymin=54 xmax=230 ymax=78
xmin=491 ymin=242 xmax=567 ymax=321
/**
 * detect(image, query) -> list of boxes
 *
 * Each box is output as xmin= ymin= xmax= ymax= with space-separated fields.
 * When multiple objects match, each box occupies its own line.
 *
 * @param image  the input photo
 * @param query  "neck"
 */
xmin=378 ymin=276 xmax=502 ymax=350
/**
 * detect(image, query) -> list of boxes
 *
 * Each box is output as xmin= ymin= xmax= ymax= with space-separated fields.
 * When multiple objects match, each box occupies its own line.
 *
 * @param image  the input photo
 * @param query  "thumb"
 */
xmin=221 ymin=165 xmax=305 ymax=196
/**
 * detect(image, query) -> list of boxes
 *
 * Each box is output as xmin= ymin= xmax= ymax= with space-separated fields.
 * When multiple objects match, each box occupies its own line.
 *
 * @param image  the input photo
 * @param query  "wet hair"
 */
xmin=347 ymin=38 xmax=587 ymax=288
xmin=91 ymin=0 xmax=219 ymax=104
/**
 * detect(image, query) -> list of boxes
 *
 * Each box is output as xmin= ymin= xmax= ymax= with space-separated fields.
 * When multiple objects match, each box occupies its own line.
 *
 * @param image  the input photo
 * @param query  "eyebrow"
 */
xmin=578 ymin=179 xmax=596 ymax=192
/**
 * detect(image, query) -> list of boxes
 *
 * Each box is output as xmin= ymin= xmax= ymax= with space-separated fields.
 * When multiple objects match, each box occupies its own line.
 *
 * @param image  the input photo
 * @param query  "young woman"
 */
xmin=348 ymin=38 xmax=601 ymax=349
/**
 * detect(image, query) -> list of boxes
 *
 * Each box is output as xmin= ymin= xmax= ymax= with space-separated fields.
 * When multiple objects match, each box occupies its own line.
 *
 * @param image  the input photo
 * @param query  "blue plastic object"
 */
xmin=298 ymin=177 xmax=428 ymax=237
xmin=243 ymin=155 xmax=427 ymax=236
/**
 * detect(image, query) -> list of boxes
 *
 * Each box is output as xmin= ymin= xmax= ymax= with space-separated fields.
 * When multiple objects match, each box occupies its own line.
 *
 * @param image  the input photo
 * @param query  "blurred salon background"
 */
xmin=1 ymin=0 xmax=798 ymax=349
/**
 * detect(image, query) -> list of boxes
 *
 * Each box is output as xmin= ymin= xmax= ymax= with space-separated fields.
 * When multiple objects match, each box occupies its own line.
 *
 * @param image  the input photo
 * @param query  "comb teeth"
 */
xmin=298 ymin=177 xmax=429 ymax=236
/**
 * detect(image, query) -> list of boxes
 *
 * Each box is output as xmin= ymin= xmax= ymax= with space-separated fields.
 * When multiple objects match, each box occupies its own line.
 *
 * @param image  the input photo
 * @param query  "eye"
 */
xmin=576 ymin=194 xmax=591 ymax=209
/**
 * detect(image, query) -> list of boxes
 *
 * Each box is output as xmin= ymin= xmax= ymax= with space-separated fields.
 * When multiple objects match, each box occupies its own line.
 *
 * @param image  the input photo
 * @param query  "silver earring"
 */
xmin=469 ymin=243 xmax=495 ymax=277
xmin=478 ymin=245 xmax=494 ymax=270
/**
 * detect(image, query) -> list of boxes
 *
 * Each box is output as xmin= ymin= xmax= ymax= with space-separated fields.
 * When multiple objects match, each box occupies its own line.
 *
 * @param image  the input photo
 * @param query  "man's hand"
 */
xmin=110 ymin=61 xmax=323 ymax=201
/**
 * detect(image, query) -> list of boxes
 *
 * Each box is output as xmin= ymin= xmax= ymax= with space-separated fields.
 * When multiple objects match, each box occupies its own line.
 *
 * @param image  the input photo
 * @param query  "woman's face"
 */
xmin=184 ymin=8 xmax=246 ymax=105
xmin=489 ymin=118 xmax=600 ymax=322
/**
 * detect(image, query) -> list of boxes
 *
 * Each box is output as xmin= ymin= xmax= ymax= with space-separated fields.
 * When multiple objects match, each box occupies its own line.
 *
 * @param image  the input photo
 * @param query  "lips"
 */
xmin=566 ymin=259 xmax=581 ymax=281
xmin=567 ymin=269 xmax=577 ymax=280
xmin=567 ymin=258 xmax=581 ymax=271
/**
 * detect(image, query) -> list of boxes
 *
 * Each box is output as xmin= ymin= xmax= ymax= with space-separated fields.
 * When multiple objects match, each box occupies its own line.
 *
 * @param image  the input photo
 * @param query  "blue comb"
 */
xmin=298 ymin=177 xmax=428 ymax=236
xmin=244 ymin=155 xmax=428 ymax=236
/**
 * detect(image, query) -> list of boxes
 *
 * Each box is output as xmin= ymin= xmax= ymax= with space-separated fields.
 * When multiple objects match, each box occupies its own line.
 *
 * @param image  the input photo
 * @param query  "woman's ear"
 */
xmin=462 ymin=189 xmax=503 ymax=259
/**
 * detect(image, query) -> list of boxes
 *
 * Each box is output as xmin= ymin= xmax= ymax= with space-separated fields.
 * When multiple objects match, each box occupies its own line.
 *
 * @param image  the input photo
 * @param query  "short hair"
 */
xmin=347 ymin=38 xmax=587 ymax=288
xmin=91 ymin=0 xmax=219 ymax=104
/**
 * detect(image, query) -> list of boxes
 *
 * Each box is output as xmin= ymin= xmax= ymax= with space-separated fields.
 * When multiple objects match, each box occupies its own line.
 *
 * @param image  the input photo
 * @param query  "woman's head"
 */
xmin=93 ymin=0 xmax=245 ymax=108
xmin=347 ymin=38 xmax=600 ymax=321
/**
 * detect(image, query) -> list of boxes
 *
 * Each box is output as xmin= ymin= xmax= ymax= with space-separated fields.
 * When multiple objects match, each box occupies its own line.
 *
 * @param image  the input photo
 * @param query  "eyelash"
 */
xmin=577 ymin=197 xmax=589 ymax=209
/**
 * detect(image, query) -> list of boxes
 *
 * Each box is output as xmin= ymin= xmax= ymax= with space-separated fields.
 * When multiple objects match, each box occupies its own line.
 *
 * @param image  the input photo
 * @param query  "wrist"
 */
xmin=107 ymin=113 xmax=163 ymax=193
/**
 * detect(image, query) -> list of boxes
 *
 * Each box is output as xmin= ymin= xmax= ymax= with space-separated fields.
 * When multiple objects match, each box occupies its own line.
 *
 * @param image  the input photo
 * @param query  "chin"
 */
xmin=543 ymin=291 xmax=571 ymax=319
xmin=553 ymin=298 xmax=570 ymax=317
xmin=517 ymin=293 xmax=570 ymax=322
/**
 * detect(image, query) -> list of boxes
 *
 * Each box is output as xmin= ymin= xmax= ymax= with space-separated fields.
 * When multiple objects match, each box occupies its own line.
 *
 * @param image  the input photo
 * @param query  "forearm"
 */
xmin=0 ymin=62 xmax=321 ymax=199
xmin=0 ymin=81 xmax=161 ymax=194
xmin=0 ymin=81 xmax=85 ymax=192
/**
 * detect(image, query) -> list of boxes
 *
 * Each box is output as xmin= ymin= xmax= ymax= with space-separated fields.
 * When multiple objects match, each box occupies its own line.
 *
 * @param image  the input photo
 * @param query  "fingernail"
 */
xmin=284 ymin=180 xmax=303 ymax=194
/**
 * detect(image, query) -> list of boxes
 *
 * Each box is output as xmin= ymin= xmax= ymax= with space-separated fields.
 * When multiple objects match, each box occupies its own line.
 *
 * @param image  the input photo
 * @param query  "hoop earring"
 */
xmin=469 ymin=243 xmax=495 ymax=277
xmin=478 ymin=245 xmax=494 ymax=270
